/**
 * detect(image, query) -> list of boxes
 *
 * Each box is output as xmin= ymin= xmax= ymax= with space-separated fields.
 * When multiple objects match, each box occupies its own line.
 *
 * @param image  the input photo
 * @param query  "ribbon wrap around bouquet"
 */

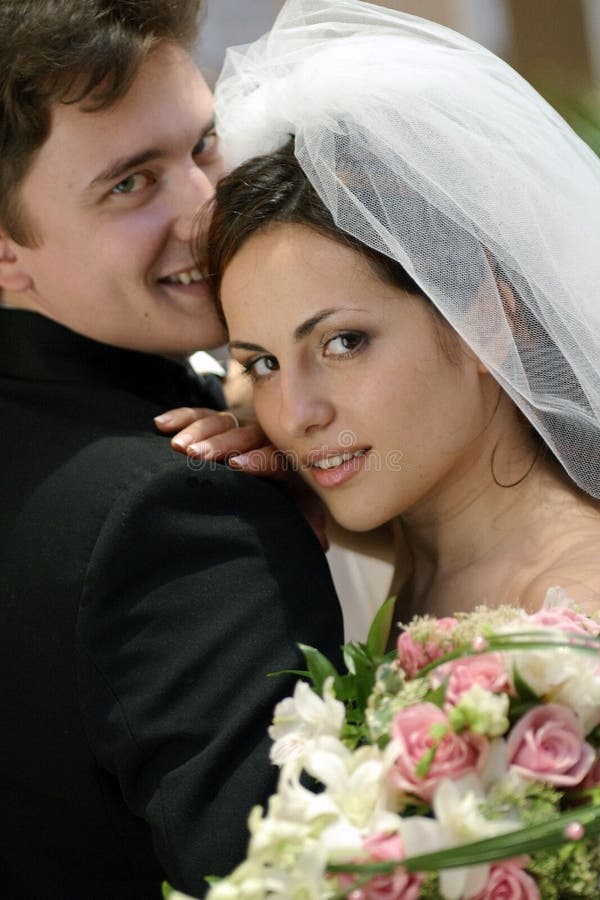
xmin=215 ymin=0 xmax=600 ymax=498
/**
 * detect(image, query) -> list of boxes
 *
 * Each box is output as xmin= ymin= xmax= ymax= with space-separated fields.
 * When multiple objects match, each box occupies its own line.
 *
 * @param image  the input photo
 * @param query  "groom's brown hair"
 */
xmin=0 ymin=0 xmax=203 ymax=246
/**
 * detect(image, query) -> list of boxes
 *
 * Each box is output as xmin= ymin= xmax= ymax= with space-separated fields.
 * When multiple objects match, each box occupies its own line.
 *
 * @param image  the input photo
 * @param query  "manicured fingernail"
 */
xmin=228 ymin=454 xmax=250 ymax=468
xmin=187 ymin=441 xmax=210 ymax=456
xmin=171 ymin=432 xmax=194 ymax=449
xmin=154 ymin=413 xmax=172 ymax=425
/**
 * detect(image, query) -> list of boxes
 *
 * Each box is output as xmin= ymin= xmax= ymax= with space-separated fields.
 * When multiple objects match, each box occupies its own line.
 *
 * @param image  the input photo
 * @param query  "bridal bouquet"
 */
xmin=175 ymin=590 xmax=600 ymax=899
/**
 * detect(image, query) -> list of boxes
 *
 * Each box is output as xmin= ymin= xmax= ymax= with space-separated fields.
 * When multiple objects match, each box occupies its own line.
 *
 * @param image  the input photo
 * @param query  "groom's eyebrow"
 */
xmin=87 ymin=119 xmax=216 ymax=191
xmin=89 ymin=148 xmax=162 ymax=189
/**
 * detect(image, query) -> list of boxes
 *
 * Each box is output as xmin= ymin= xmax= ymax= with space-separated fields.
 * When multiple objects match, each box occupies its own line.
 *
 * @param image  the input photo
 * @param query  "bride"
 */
xmin=162 ymin=0 xmax=600 ymax=619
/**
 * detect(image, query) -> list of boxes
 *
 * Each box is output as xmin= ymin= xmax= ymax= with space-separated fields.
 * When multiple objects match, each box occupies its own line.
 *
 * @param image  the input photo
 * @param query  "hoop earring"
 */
xmin=490 ymin=440 xmax=541 ymax=489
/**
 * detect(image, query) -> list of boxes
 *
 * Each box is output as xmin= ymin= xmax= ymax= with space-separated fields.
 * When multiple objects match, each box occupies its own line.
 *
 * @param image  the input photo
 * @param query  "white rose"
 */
xmin=550 ymin=668 xmax=600 ymax=734
xmin=511 ymin=642 xmax=598 ymax=703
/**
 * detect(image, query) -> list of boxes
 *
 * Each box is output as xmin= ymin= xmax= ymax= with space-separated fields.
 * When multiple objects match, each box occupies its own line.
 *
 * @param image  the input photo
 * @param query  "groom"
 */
xmin=0 ymin=2 xmax=343 ymax=898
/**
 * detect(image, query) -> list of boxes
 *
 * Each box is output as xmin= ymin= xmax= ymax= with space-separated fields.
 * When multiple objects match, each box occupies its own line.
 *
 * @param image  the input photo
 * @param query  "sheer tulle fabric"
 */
xmin=215 ymin=0 xmax=600 ymax=498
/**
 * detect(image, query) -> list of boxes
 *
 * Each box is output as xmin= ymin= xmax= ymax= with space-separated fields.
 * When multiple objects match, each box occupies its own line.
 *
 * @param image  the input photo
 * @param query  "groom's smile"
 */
xmin=4 ymin=42 xmax=226 ymax=355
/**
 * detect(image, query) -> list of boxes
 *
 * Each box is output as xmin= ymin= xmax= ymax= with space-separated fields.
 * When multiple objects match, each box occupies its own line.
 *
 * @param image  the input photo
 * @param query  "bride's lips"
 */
xmin=306 ymin=447 xmax=371 ymax=489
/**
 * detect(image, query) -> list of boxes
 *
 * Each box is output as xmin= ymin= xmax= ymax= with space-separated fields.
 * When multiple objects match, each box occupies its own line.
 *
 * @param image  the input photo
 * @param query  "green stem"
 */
xmin=327 ymin=804 xmax=600 ymax=877
xmin=417 ymin=632 xmax=600 ymax=678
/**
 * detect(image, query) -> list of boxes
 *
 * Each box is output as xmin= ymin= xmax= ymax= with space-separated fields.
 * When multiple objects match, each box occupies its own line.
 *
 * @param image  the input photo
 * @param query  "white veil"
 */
xmin=215 ymin=0 xmax=600 ymax=498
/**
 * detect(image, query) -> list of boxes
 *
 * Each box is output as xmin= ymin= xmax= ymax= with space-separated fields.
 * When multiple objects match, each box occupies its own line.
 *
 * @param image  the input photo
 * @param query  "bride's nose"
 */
xmin=278 ymin=371 xmax=335 ymax=438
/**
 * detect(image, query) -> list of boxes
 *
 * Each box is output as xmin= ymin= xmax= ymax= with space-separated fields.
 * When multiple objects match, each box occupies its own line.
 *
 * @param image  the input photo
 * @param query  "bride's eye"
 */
xmin=323 ymin=331 xmax=368 ymax=358
xmin=241 ymin=355 xmax=279 ymax=382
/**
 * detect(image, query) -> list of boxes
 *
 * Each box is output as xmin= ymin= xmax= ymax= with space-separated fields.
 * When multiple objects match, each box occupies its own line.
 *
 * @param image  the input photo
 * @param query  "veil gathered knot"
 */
xmin=215 ymin=0 xmax=600 ymax=499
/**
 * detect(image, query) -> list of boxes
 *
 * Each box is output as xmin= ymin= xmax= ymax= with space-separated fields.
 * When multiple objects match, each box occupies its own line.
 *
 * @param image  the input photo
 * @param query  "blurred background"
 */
xmin=199 ymin=0 xmax=600 ymax=152
xmin=196 ymin=0 xmax=600 ymax=637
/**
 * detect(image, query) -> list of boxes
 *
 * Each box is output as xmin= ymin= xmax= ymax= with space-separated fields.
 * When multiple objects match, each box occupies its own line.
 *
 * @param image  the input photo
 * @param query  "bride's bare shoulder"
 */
xmin=520 ymin=536 xmax=600 ymax=615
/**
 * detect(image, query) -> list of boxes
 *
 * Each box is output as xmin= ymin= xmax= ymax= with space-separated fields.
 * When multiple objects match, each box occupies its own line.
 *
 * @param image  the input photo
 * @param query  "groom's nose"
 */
xmin=171 ymin=164 xmax=214 ymax=243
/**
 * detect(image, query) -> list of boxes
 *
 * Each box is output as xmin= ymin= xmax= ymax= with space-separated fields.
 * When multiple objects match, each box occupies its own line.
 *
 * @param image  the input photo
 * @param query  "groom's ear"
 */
xmin=0 ymin=229 xmax=33 ymax=292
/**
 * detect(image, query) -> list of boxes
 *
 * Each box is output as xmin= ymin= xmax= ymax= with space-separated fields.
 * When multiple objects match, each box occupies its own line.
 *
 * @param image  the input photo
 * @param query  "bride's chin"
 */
xmin=330 ymin=506 xmax=389 ymax=534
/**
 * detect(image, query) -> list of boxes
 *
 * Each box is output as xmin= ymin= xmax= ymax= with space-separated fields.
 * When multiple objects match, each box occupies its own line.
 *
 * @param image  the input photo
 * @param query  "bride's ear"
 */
xmin=474 ymin=278 xmax=519 ymax=375
xmin=0 ymin=229 xmax=33 ymax=292
xmin=497 ymin=276 xmax=517 ymax=326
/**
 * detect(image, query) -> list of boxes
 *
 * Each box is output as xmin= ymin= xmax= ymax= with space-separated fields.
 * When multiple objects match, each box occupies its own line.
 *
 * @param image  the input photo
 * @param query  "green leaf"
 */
xmin=366 ymin=594 xmax=397 ymax=658
xmin=343 ymin=642 xmax=377 ymax=711
xmin=424 ymin=676 xmax=448 ymax=709
xmin=297 ymin=643 xmax=341 ymax=694
xmin=343 ymin=641 xmax=371 ymax=671
xmin=586 ymin=724 xmax=600 ymax=747
xmin=267 ymin=668 xmax=309 ymax=679
xmin=414 ymin=745 xmax=437 ymax=779
xmin=333 ymin=671 xmax=361 ymax=703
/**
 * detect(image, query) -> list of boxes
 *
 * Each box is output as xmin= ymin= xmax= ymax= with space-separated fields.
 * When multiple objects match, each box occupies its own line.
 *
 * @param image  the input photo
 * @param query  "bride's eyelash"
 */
xmin=240 ymin=360 xmax=257 ymax=378
xmin=238 ymin=330 xmax=369 ymax=381
xmin=240 ymin=355 xmax=278 ymax=382
xmin=322 ymin=330 xmax=369 ymax=358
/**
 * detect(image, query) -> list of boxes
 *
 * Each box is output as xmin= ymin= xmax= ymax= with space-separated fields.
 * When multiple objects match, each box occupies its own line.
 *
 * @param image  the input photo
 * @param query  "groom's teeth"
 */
xmin=313 ymin=450 xmax=365 ymax=470
xmin=165 ymin=268 xmax=203 ymax=285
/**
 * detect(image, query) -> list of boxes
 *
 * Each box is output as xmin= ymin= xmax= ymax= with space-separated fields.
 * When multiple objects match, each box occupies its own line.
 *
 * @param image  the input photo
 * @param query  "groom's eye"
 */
xmin=193 ymin=130 xmax=219 ymax=163
xmin=111 ymin=172 xmax=152 ymax=195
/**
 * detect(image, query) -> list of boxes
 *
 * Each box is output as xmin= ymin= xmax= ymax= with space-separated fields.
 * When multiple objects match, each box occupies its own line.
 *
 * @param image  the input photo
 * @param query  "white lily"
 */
xmin=304 ymin=739 xmax=391 ymax=830
xmin=269 ymin=678 xmax=345 ymax=765
xmin=479 ymin=737 xmax=509 ymax=790
xmin=431 ymin=776 xmax=521 ymax=899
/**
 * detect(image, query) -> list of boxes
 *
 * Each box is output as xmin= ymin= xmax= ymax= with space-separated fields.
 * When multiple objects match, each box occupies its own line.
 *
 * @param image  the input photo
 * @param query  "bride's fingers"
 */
xmin=165 ymin=411 xmax=248 ymax=453
xmin=154 ymin=406 xmax=221 ymax=433
xmin=185 ymin=420 xmax=268 ymax=461
xmin=227 ymin=444 xmax=294 ymax=479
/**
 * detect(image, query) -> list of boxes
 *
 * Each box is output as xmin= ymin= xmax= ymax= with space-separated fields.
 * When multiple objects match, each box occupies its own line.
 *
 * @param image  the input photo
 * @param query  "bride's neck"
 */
xmin=397 ymin=443 xmax=591 ymax=616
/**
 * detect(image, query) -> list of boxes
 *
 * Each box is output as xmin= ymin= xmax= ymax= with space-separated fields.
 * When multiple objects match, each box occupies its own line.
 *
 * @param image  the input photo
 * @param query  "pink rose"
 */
xmin=389 ymin=703 xmax=488 ymax=802
xmin=397 ymin=618 xmax=458 ymax=678
xmin=507 ymin=703 xmax=595 ymax=786
xmin=578 ymin=752 xmax=600 ymax=790
xmin=432 ymin=652 xmax=510 ymax=707
xmin=526 ymin=607 xmax=599 ymax=636
xmin=469 ymin=860 xmax=540 ymax=899
xmin=337 ymin=833 xmax=423 ymax=900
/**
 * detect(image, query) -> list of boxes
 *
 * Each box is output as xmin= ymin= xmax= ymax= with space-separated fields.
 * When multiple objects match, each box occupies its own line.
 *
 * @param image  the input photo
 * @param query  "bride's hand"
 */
xmin=154 ymin=406 xmax=284 ymax=475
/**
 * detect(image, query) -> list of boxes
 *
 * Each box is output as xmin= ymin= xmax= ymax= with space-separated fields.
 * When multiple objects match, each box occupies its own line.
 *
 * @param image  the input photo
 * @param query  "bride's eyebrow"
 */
xmin=293 ymin=307 xmax=370 ymax=340
xmin=293 ymin=308 xmax=338 ymax=340
xmin=229 ymin=307 xmax=372 ymax=353
xmin=228 ymin=340 xmax=266 ymax=352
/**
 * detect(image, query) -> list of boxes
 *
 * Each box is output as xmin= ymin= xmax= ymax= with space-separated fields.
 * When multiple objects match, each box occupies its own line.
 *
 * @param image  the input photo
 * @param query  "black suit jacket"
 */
xmin=0 ymin=310 xmax=343 ymax=899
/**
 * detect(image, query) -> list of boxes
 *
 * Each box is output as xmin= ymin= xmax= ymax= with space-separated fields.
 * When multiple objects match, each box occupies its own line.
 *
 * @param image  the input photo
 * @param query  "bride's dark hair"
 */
xmin=205 ymin=136 xmax=423 ymax=289
xmin=201 ymin=136 xmax=461 ymax=360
